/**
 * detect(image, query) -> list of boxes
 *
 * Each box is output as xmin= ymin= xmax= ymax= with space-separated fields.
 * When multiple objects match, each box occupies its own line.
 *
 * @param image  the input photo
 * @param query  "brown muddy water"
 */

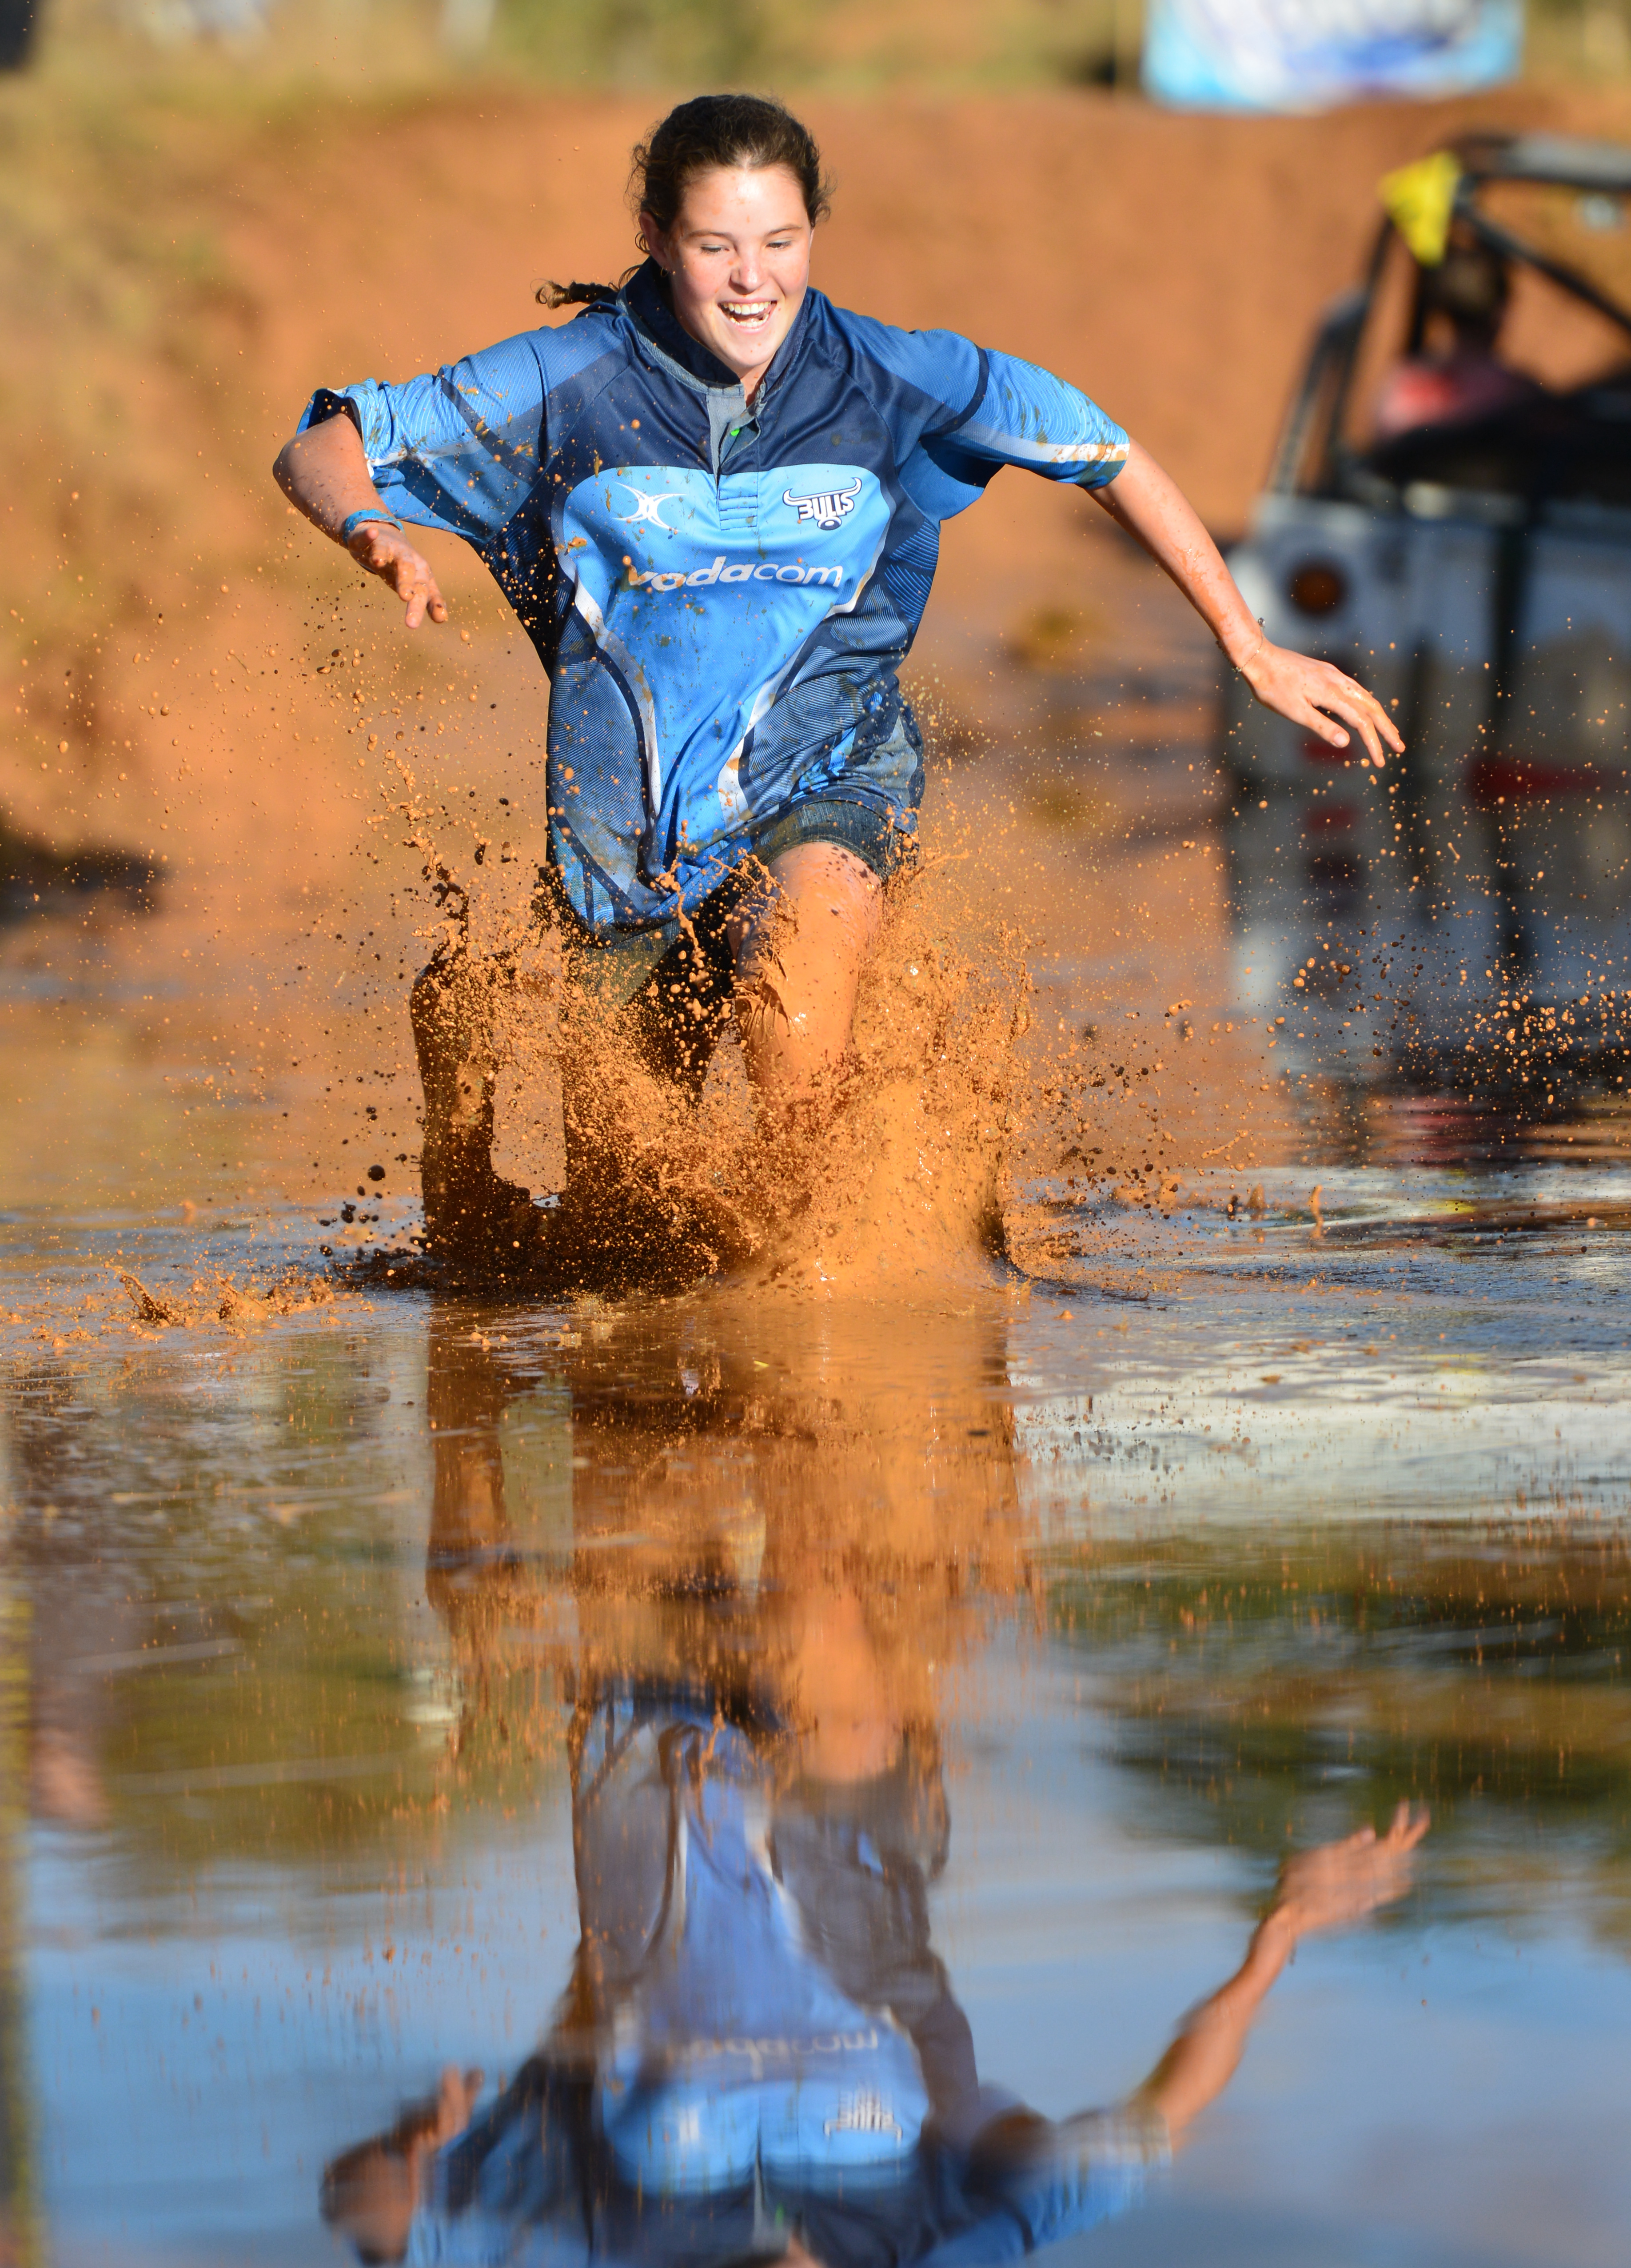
xmin=3 ymin=571 xmax=1631 ymax=2266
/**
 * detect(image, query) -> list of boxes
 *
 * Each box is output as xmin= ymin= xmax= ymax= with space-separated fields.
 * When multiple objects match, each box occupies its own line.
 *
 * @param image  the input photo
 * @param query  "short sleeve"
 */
xmin=995 ymin=2106 xmax=1168 ymax=2249
xmin=841 ymin=308 xmax=1127 ymax=523
xmin=946 ymin=349 xmax=1128 ymax=490
xmin=917 ymin=2103 xmax=1168 ymax=2268
xmin=295 ymin=330 xmax=553 ymax=544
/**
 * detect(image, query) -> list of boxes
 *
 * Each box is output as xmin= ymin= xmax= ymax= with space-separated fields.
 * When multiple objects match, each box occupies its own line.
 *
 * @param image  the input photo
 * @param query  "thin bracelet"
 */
xmin=340 ymin=507 xmax=403 ymax=545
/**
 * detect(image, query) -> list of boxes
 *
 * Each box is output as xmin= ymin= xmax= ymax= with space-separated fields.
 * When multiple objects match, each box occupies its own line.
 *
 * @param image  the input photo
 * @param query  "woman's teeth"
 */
xmin=722 ymin=302 xmax=773 ymax=326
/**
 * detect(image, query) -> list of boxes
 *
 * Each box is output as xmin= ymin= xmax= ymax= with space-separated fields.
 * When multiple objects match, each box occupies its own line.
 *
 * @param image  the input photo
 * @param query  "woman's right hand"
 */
xmin=347 ymin=520 xmax=448 ymax=629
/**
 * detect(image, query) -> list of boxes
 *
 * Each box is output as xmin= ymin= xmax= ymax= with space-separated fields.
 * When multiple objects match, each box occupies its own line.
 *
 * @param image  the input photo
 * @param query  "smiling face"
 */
xmin=641 ymin=163 xmax=814 ymax=396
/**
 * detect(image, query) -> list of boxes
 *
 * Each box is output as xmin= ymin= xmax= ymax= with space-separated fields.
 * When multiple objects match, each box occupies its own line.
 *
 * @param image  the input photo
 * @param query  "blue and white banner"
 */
xmin=1142 ymin=0 xmax=1524 ymax=112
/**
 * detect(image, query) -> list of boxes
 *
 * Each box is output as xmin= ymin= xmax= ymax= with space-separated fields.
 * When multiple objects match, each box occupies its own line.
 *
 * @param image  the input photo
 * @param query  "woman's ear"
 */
xmin=637 ymin=211 xmax=664 ymax=269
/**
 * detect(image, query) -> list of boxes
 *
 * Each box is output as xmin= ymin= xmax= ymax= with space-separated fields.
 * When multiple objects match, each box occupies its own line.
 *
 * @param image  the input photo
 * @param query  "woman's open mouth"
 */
xmin=720 ymin=299 xmax=776 ymax=331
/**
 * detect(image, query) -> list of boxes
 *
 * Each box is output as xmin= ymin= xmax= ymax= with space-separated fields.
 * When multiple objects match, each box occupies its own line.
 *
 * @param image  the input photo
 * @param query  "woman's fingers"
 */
xmin=1311 ymin=696 xmax=1380 ymax=765
xmin=1247 ymin=644 xmax=1405 ymax=767
xmin=401 ymin=570 xmax=448 ymax=630
xmin=429 ymin=2063 xmax=484 ymax=2141
xmin=349 ymin=526 xmax=448 ymax=629
xmin=1300 ymin=676 xmax=1400 ymax=768
xmin=1320 ymin=683 xmax=1400 ymax=767
xmin=1331 ymin=671 xmax=1403 ymax=754
xmin=1276 ymin=1803 xmax=1431 ymax=1934
xmin=1366 ymin=693 xmax=1404 ymax=753
xmin=1385 ymin=1802 xmax=1432 ymax=1852
xmin=386 ymin=546 xmax=447 ymax=629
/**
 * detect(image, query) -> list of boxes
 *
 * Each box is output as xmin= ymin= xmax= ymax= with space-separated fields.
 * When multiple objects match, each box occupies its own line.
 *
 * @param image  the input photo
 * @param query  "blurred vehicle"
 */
xmin=1221 ymin=133 xmax=1631 ymax=1086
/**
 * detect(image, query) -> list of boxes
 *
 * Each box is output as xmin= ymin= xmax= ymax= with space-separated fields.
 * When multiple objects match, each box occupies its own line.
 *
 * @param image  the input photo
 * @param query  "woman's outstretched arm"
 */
xmin=273 ymin=411 xmax=449 ymax=631
xmin=1133 ymin=1803 xmax=1429 ymax=2146
xmin=1091 ymin=441 xmax=1403 ymax=770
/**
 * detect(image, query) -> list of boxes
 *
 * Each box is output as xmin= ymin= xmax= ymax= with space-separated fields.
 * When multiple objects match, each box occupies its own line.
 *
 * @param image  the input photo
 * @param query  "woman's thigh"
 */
xmin=726 ymin=840 xmax=883 ymax=1096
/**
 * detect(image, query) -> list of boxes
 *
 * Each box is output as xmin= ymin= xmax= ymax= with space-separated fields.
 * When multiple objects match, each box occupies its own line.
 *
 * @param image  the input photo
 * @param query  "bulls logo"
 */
xmin=782 ymin=477 xmax=863 ymax=531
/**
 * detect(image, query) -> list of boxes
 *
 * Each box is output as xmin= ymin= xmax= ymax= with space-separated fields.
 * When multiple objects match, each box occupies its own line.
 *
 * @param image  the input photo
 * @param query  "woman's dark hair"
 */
xmin=538 ymin=93 xmax=831 ymax=312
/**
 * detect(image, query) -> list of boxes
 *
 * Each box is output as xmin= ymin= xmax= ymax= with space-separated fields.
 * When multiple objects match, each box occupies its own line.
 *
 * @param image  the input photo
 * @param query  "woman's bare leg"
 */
xmin=411 ymin=843 xmax=881 ymax=1261
xmin=411 ymin=950 xmax=538 ymax=1259
xmin=727 ymin=841 xmax=883 ymax=1102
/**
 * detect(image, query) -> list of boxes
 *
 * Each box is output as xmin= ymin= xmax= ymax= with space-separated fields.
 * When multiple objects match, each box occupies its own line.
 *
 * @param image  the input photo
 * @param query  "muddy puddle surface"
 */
xmin=1 ymin=487 xmax=1627 ymax=2268
xmin=2 ymin=834 xmax=1629 ymax=2268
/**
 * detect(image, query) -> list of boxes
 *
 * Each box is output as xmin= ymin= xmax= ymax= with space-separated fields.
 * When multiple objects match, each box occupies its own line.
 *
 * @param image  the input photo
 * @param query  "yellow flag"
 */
xmin=1380 ymin=151 xmax=1461 ymax=267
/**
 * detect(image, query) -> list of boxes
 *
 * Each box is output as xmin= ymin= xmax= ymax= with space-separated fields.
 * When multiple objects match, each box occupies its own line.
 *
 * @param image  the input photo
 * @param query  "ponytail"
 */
xmin=535 ymin=274 xmax=634 ymax=312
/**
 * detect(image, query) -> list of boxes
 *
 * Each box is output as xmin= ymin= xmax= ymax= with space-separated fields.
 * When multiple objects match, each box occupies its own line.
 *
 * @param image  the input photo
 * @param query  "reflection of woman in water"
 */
xmin=274 ymin=92 xmax=1401 ymax=1262
xmin=322 ymin=1564 xmax=1427 ymax=2267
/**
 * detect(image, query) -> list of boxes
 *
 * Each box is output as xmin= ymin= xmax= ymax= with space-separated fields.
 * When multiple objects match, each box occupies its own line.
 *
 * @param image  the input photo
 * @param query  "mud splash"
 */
xmin=116 ymin=1266 xmax=340 ymax=1331
xmin=375 ymin=754 xmax=1093 ymax=1300
xmin=18 ymin=1267 xmax=355 ymax=1355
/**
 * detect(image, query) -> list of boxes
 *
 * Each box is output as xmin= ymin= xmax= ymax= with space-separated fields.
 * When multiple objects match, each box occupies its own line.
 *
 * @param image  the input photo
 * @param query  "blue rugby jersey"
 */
xmin=300 ymin=263 xmax=1128 ymax=935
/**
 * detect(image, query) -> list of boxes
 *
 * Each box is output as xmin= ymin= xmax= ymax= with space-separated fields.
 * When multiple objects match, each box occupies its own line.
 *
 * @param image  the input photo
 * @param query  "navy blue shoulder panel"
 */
xmin=821 ymin=302 xmax=988 ymax=436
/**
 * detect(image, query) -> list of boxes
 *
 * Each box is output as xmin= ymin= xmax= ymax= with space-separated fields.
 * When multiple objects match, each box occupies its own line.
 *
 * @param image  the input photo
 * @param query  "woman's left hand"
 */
xmin=1085 ymin=447 xmax=1405 ymax=771
xmin=1237 ymin=638 xmax=1404 ymax=768
xmin=1270 ymin=1802 xmax=1431 ymax=1940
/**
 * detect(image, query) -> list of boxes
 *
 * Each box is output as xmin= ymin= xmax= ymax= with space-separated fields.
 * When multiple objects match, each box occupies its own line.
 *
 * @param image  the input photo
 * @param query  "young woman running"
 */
xmin=275 ymin=93 xmax=1401 ymax=1263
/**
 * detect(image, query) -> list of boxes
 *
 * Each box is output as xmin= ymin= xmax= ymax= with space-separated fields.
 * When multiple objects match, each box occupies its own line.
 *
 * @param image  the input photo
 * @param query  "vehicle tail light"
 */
xmin=1287 ymin=560 xmax=1347 ymax=615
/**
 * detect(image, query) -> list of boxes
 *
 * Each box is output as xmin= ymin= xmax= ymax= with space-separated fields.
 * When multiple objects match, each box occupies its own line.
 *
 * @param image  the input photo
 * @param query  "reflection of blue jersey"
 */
xmin=403 ymin=1701 xmax=1165 ymax=2268
xmin=301 ymin=264 xmax=1127 ymax=935
xmin=594 ymin=1714 xmax=930 ymax=2199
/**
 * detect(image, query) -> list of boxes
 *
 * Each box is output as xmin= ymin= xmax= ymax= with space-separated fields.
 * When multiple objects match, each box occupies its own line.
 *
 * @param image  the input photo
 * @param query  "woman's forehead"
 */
xmin=670 ymin=164 xmax=810 ymax=231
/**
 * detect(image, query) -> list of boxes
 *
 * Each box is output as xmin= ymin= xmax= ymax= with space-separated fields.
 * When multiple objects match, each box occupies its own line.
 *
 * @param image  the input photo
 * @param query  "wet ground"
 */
xmin=3 ymin=772 xmax=1630 ymax=2264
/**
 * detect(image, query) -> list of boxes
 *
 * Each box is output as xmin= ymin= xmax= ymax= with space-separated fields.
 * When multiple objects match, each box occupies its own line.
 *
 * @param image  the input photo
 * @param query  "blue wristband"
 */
xmin=340 ymin=508 xmax=403 ymax=545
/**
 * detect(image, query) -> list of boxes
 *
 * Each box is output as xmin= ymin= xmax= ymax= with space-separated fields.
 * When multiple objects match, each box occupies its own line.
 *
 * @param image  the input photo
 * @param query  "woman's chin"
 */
xmin=715 ymin=330 xmax=773 ymax=368
xmin=704 ymin=313 xmax=788 ymax=370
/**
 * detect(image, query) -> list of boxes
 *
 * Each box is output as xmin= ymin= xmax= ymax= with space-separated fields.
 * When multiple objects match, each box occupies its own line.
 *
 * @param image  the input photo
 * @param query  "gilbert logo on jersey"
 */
xmin=782 ymin=477 xmax=863 ymax=531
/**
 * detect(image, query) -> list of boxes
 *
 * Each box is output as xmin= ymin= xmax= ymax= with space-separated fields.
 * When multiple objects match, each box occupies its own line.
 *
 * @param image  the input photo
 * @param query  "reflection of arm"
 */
xmin=319 ymin=2064 xmax=484 ymax=2264
xmin=1134 ymin=1806 xmax=1429 ymax=2147
xmin=1130 ymin=1908 xmax=1294 ymax=2144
